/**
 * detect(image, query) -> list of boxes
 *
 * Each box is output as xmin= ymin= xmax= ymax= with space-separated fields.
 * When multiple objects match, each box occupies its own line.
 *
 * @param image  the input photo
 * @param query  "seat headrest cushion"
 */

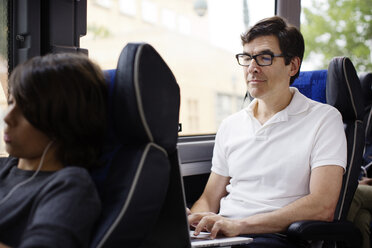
xmin=292 ymin=70 xmax=327 ymax=103
xmin=326 ymin=57 xmax=364 ymax=121
xmin=360 ymin=72 xmax=372 ymax=108
xmin=112 ymin=43 xmax=180 ymax=152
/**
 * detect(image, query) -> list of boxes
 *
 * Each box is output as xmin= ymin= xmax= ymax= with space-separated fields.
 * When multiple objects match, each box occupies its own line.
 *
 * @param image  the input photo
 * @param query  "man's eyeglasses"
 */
xmin=235 ymin=53 xmax=285 ymax=67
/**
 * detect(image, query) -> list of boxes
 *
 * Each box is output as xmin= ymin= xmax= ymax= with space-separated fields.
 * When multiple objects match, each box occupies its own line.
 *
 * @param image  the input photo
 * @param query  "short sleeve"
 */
xmin=311 ymin=107 xmax=347 ymax=170
xmin=211 ymin=120 xmax=230 ymax=177
xmin=19 ymin=168 xmax=101 ymax=248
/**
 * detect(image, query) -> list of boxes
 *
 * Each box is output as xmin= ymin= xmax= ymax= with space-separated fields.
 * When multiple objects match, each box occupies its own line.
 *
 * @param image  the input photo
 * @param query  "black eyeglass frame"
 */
xmin=235 ymin=53 xmax=285 ymax=67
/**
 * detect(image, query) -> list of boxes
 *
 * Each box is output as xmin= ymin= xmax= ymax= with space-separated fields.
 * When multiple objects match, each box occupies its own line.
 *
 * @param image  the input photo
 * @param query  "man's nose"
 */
xmin=247 ymin=59 xmax=260 ymax=74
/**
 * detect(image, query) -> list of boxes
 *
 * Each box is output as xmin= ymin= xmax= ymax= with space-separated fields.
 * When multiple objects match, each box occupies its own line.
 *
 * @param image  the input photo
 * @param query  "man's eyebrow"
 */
xmin=243 ymin=49 xmax=274 ymax=56
xmin=256 ymin=49 xmax=274 ymax=55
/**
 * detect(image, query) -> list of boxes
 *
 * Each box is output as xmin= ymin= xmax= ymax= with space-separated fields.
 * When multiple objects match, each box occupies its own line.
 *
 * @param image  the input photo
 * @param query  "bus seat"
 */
xmin=89 ymin=43 xmax=180 ymax=248
xmin=360 ymin=73 xmax=372 ymax=171
xmin=359 ymin=71 xmax=372 ymax=248
xmin=360 ymin=72 xmax=372 ymax=110
xmin=288 ymin=57 xmax=364 ymax=247
xmin=292 ymin=70 xmax=327 ymax=103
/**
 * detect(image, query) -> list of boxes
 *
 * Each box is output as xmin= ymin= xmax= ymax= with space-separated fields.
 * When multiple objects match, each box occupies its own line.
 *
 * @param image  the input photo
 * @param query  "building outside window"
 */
xmin=119 ymin=0 xmax=137 ymax=17
xmin=81 ymin=0 xmax=276 ymax=135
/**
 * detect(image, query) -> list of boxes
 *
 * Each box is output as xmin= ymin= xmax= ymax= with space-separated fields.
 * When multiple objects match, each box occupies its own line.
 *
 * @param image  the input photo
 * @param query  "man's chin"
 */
xmin=248 ymin=90 xmax=261 ymax=99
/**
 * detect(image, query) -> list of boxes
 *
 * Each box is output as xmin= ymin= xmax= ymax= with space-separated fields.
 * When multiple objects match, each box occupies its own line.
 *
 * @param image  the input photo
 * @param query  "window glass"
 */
xmin=119 ymin=0 xmax=136 ymax=16
xmin=0 ymin=0 xmax=8 ymax=156
xmin=141 ymin=0 xmax=158 ymax=24
xmin=81 ymin=0 xmax=275 ymax=135
xmin=161 ymin=8 xmax=176 ymax=30
xmin=301 ymin=0 xmax=372 ymax=72
xmin=95 ymin=0 xmax=113 ymax=8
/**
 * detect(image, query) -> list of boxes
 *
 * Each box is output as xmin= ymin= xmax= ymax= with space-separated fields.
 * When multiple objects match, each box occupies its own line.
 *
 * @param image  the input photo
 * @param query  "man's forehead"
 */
xmin=243 ymin=35 xmax=281 ymax=54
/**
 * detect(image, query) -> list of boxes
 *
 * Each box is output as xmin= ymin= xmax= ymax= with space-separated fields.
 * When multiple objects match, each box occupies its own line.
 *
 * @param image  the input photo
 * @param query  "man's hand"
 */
xmin=188 ymin=211 xmax=216 ymax=229
xmin=359 ymin=177 xmax=372 ymax=185
xmin=0 ymin=242 xmax=10 ymax=248
xmin=186 ymin=207 xmax=192 ymax=216
xmin=191 ymin=213 xmax=242 ymax=239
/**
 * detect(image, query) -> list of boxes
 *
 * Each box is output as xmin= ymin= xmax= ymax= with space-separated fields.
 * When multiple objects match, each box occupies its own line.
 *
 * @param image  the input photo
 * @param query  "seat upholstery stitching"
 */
xmin=343 ymin=58 xmax=358 ymax=119
xmin=134 ymin=44 xmax=154 ymax=142
xmin=97 ymin=143 xmax=162 ymax=247
xmin=336 ymin=120 xmax=362 ymax=220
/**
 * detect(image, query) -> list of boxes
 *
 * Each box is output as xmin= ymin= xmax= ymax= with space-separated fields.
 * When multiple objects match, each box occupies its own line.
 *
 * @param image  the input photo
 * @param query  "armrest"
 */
xmin=287 ymin=220 xmax=361 ymax=247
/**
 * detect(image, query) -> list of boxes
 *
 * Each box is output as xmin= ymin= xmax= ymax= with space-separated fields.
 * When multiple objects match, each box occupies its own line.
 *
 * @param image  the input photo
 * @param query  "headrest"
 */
xmin=292 ymin=70 xmax=327 ymax=103
xmin=360 ymin=72 xmax=372 ymax=108
xmin=326 ymin=57 xmax=364 ymax=121
xmin=110 ymin=43 xmax=180 ymax=153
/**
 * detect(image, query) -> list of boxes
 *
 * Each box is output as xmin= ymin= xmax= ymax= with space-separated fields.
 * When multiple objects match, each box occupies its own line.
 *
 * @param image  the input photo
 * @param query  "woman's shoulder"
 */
xmin=41 ymin=166 xmax=100 ymax=206
xmin=55 ymin=165 xmax=90 ymax=176
xmin=0 ymin=156 xmax=18 ymax=165
xmin=0 ymin=156 xmax=18 ymax=174
xmin=51 ymin=166 xmax=95 ymax=187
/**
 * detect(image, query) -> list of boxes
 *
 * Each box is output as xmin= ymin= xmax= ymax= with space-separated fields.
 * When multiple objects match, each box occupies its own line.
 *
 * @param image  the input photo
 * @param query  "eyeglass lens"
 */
xmin=238 ymin=54 xmax=272 ymax=66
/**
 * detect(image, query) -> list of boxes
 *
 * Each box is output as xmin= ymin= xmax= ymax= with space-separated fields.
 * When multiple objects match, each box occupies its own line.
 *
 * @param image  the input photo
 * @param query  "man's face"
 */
xmin=242 ymin=35 xmax=294 ymax=100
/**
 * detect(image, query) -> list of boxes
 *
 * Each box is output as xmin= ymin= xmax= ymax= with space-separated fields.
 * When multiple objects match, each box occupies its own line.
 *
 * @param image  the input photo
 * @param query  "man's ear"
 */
xmin=289 ymin=57 xmax=301 ymax=77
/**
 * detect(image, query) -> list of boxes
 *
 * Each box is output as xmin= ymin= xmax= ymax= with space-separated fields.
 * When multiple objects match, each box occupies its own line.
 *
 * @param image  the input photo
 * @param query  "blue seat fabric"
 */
xmin=292 ymin=70 xmax=327 ymax=103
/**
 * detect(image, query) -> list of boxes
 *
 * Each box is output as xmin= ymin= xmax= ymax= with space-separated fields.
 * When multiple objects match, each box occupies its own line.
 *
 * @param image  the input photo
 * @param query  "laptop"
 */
xmin=190 ymin=231 xmax=253 ymax=248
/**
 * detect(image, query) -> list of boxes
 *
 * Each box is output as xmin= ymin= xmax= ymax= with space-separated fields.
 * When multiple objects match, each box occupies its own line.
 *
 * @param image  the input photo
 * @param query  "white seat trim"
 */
xmin=134 ymin=44 xmax=154 ymax=143
xmin=96 ymin=142 xmax=167 ymax=248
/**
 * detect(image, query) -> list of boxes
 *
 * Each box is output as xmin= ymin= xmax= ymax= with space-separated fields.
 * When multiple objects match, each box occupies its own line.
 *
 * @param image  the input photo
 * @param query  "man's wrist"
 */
xmin=234 ymin=218 xmax=247 ymax=235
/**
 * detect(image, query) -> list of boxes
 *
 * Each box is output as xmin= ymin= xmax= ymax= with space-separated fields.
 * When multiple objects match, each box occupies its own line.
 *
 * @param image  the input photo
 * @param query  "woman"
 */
xmin=0 ymin=53 xmax=107 ymax=247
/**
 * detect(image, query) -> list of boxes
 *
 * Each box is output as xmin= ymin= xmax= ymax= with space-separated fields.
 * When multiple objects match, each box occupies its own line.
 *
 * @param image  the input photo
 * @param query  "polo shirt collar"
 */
xmin=245 ymin=87 xmax=310 ymax=123
xmin=286 ymin=87 xmax=310 ymax=115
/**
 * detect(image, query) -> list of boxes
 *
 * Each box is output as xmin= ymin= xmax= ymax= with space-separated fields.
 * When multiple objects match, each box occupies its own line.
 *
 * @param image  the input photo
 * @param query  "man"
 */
xmin=188 ymin=16 xmax=346 ymax=247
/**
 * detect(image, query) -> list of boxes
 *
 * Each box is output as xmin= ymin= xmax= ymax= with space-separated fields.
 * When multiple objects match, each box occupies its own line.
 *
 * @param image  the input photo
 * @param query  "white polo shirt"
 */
xmin=212 ymin=87 xmax=347 ymax=219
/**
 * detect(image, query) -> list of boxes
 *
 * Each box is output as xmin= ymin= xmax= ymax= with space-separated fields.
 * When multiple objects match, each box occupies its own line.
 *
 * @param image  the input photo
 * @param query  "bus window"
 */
xmin=0 ymin=0 xmax=8 ymax=156
xmin=301 ymin=0 xmax=372 ymax=72
xmin=81 ymin=0 xmax=275 ymax=135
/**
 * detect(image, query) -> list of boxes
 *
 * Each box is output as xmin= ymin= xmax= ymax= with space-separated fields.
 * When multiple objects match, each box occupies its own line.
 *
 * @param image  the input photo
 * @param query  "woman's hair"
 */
xmin=241 ymin=16 xmax=305 ymax=85
xmin=8 ymin=53 xmax=107 ymax=169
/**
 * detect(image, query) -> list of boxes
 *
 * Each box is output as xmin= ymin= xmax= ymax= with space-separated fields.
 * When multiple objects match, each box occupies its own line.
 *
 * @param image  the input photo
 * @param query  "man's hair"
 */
xmin=8 ymin=53 xmax=107 ymax=169
xmin=241 ymin=16 xmax=305 ymax=85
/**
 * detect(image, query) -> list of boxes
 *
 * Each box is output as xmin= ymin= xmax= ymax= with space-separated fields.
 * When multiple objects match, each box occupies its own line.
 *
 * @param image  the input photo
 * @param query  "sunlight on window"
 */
xmin=142 ymin=0 xmax=158 ymax=24
xmin=161 ymin=8 xmax=176 ymax=30
xmin=81 ymin=0 xmax=275 ymax=135
xmin=119 ymin=0 xmax=136 ymax=16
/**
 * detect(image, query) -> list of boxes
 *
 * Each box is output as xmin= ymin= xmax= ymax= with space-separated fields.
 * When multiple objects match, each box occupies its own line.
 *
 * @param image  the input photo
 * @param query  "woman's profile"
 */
xmin=0 ymin=53 xmax=107 ymax=248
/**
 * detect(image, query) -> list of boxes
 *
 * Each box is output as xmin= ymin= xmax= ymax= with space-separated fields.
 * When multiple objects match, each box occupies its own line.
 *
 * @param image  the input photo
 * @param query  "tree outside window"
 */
xmin=302 ymin=0 xmax=372 ymax=72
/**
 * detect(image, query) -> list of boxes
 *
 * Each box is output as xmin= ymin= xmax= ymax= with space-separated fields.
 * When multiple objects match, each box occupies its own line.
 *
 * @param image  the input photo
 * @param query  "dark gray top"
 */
xmin=0 ymin=157 xmax=101 ymax=248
